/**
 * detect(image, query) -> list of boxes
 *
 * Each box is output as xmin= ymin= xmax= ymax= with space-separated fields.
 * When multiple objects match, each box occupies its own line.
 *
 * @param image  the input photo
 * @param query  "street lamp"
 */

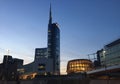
xmin=103 ymin=50 xmax=106 ymax=67
xmin=103 ymin=50 xmax=109 ymax=83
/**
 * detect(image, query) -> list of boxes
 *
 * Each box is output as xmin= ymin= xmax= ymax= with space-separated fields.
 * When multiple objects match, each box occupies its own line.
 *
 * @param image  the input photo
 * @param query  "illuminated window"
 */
xmin=67 ymin=59 xmax=93 ymax=74
xmin=38 ymin=64 xmax=46 ymax=70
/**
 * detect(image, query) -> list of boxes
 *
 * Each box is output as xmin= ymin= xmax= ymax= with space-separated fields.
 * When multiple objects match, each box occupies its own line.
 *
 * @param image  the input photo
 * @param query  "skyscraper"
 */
xmin=21 ymin=5 xmax=60 ymax=78
xmin=47 ymin=5 xmax=60 ymax=75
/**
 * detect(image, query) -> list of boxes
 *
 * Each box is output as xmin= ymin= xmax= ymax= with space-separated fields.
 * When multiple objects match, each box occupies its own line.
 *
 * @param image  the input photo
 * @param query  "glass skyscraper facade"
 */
xmin=34 ymin=48 xmax=47 ymax=60
xmin=47 ymin=6 xmax=60 ymax=75
xmin=21 ymin=5 xmax=60 ymax=79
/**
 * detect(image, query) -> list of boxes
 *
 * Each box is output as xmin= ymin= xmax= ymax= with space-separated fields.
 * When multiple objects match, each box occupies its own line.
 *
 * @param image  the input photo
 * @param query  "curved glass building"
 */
xmin=67 ymin=59 xmax=93 ymax=74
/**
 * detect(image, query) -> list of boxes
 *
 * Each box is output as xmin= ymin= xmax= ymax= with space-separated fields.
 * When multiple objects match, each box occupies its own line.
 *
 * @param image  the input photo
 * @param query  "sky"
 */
xmin=0 ymin=0 xmax=120 ymax=74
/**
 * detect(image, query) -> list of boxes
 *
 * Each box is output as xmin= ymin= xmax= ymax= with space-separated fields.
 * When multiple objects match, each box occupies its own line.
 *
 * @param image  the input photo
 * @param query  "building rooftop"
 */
xmin=105 ymin=38 xmax=120 ymax=47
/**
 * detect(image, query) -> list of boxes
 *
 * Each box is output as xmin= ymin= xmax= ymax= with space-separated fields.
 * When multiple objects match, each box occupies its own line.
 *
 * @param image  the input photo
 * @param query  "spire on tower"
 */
xmin=49 ymin=3 xmax=52 ymax=25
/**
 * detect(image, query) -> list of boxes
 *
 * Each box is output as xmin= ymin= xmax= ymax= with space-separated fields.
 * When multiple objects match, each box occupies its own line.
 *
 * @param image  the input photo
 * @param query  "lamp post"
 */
xmin=103 ymin=49 xmax=109 ymax=84
xmin=103 ymin=50 xmax=106 ymax=68
xmin=103 ymin=50 xmax=107 ymax=74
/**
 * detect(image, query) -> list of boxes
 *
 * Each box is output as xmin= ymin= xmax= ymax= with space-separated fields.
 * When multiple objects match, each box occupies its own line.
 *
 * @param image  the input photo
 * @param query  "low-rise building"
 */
xmin=0 ymin=55 xmax=23 ymax=80
xmin=20 ymin=48 xmax=54 ymax=79
xmin=67 ymin=59 xmax=93 ymax=74
xmin=96 ymin=38 xmax=120 ymax=67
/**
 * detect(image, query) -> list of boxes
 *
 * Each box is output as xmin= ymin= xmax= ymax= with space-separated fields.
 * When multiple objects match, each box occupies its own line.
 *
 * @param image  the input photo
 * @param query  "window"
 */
xmin=48 ymin=30 xmax=51 ymax=32
xmin=48 ymin=43 xmax=51 ymax=45
xmin=38 ymin=64 xmax=46 ymax=71
xmin=48 ymin=48 xmax=51 ymax=51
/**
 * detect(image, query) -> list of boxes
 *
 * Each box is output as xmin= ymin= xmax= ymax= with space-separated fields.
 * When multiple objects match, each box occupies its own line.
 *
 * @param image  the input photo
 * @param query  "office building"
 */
xmin=34 ymin=48 xmax=54 ymax=75
xmin=21 ymin=5 xmax=60 ymax=79
xmin=96 ymin=38 xmax=120 ymax=67
xmin=0 ymin=55 xmax=23 ymax=80
xmin=104 ymin=38 xmax=120 ymax=67
xmin=35 ymin=48 xmax=47 ymax=60
xmin=88 ymin=39 xmax=120 ymax=79
xmin=47 ymin=5 xmax=60 ymax=75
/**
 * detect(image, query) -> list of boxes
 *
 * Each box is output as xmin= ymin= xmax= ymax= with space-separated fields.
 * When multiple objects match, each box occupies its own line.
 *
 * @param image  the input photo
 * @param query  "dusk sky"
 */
xmin=0 ymin=0 xmax=120 ymax=74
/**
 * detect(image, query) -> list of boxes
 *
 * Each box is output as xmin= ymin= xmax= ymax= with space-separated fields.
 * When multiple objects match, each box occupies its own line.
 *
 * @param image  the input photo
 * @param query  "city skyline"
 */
xmin=0 ymin=0 xmax=120 ymax=74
